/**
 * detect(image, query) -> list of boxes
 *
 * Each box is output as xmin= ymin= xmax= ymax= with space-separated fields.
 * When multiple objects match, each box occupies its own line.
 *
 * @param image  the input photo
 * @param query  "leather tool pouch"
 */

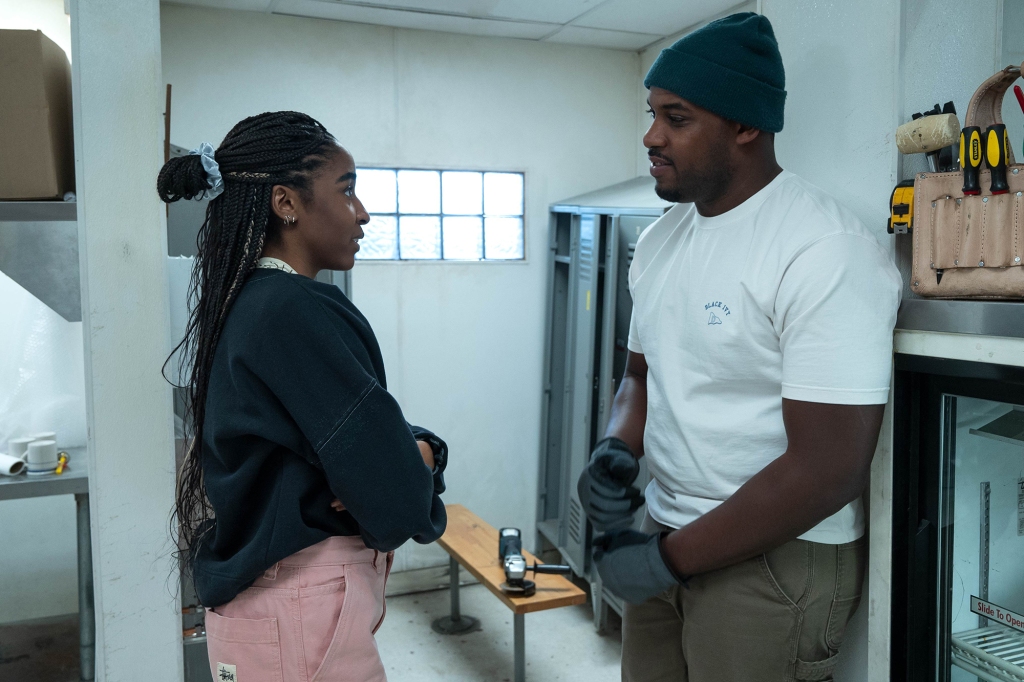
xmin=911 ymin=62 xmax=1024 ymax=299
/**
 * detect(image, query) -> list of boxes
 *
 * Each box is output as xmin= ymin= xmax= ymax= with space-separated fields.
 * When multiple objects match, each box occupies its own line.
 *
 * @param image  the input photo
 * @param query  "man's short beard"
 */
xmin=655 ymin=162 xmax=734 ymax=205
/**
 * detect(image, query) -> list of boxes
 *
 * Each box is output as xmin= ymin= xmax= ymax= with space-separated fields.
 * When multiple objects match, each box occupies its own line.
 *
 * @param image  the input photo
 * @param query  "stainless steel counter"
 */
xmin=0 ymin=447 xmax=88 ymax=500
xmin=896 ymin=299 xmax=1024 ymax=339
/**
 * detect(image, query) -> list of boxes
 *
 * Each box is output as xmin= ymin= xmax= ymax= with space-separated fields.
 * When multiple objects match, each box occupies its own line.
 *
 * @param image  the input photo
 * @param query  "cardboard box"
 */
xmin=0 ymin=29 xmax=74 ymax=200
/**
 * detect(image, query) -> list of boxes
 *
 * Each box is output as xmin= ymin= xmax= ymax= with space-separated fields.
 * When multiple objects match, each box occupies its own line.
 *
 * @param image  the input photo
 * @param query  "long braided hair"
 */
xmin=158 ymin=111 xmax=339 ymax=569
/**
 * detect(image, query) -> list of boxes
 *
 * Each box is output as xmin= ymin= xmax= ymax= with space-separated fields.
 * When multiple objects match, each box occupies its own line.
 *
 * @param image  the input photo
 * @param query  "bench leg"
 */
xmin=591 ymin=579 xmax=610 ymax=635
xmin=514 ymin=612 xmax=525 ymax=682
xmin=449 ymin=554 xmax=461 ymax=619
xmin=430 ymin=555 xmax=480 ymax=635
xmin=76 ymin=493 xmax=95 ymax=682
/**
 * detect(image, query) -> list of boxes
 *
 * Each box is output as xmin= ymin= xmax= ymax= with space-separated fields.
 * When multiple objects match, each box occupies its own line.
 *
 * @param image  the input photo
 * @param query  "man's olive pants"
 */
xmin=620 ymin=513 xmax=865 ymax=682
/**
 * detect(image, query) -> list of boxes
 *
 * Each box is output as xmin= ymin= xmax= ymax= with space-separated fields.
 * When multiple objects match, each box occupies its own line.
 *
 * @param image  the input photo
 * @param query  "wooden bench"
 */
xmin=434 ymin=504 xmax=587 ymax=682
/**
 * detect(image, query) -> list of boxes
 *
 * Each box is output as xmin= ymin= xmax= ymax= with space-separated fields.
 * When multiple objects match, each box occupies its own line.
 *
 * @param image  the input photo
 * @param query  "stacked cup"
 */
xmin=26 ymin=432 xmax=59 ymax=476
xmin=1 ymin=432 xmax=60 ymax=476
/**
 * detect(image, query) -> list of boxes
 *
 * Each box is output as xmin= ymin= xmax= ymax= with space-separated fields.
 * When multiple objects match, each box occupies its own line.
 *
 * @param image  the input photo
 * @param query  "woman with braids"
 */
xmin=158 ymin=111 xmax=447 ymax=682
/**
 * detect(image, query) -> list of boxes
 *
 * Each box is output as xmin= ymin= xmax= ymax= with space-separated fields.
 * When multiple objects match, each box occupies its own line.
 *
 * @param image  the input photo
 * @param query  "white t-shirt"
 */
xmin=627 ymin=170 xmax=901 ymax=544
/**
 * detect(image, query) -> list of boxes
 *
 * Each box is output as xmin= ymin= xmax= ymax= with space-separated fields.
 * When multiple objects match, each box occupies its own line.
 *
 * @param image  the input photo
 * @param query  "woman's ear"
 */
xmin=270 ymin=185 xmax=300 ymax=225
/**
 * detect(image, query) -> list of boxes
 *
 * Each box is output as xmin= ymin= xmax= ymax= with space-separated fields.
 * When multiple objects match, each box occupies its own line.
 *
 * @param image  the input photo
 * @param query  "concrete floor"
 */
xmin=1 ymin=584 xmax=623 ymax=682
xmin=377 ymin=584 xmax=623 ymax=682
xmin=0 ymin=615 xmax=79 ymax=682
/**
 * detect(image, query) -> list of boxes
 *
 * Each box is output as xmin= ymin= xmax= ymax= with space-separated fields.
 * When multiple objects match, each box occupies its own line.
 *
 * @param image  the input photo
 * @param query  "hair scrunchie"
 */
xmin=188 ymin=142 xmax=225 ymax=200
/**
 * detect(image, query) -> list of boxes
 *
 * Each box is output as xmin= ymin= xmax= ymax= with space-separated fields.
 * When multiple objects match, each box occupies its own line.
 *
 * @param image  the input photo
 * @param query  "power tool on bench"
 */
xmin=499 ymin=527 xmax=573 ymax=597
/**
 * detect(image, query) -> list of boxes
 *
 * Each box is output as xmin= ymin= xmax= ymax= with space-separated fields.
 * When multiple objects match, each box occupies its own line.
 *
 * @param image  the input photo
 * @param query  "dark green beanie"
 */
xmin=644 ymin=12 xmax=786 ymax=133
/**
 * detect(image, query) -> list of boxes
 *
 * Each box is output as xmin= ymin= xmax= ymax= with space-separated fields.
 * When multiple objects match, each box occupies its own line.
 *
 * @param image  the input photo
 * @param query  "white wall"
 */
xmin=161 ymin=5 xmax=642 ymax=572
xmin=0 ymin=0 xmax=71 ymax=59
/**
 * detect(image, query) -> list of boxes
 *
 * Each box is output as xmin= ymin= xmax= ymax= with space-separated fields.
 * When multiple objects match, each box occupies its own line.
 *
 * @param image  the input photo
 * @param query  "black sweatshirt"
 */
xmin=193 ymin=268 xmax=447 ymax=607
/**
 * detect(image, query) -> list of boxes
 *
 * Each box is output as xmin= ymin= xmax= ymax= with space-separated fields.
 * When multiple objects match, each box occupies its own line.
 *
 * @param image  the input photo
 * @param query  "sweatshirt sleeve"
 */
xmin=408 ymin=424 xmax=448 ymax=495
xmin=247 ymin=280 xmax=446 ymax=551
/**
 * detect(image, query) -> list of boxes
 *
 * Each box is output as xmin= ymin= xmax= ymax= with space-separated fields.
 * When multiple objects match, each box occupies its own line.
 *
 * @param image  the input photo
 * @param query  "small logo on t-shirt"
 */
xmin=705 ymin=301 xmax=731 ymax=325
xmin=217 ymin=663 xmax=237 ymax=682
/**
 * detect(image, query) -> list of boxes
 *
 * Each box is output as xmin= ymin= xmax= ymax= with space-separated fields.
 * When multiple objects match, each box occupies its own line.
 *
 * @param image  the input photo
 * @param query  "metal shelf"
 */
xmin=952 ymin=627 xmax=1024 ymax=682
xmin=0 ymin=200 xmax=77 ymax=222
xmin=969 ymin=407 xmax=1024 ymax=447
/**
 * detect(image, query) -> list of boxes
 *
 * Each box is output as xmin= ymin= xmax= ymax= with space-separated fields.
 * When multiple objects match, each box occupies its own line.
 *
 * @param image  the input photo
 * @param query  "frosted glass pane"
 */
xmin=399 ymin=216 xmax=441 ymax=259
xmin=442 ymin=171 xmax=482 ymax=215
xmin=356 ymin=215 xmax=398 ymax=260
xmin=484 ymin=217 xmax=524 ymax=260
xmin=356 ymin=169 xmax=397 ymax=214
xmin=484 ymin=172 xmax=524 ymax=216
xmin=442 ymin=217 xmax=483 ymax=260
xmin=398 ymin=170 xmax=440 ymax=214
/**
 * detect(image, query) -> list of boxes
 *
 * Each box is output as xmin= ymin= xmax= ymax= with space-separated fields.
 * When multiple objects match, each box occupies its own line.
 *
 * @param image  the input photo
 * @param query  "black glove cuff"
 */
xmin=593 ymin=436 xmax=633 ymax=459
xmin=657 ymin=532 xmax=691 ymax=587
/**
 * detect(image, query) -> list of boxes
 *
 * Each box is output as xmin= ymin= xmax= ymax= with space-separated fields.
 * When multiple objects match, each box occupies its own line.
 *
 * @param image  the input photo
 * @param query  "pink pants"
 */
xmin=205 ymin=536 xmax=394 ymax=682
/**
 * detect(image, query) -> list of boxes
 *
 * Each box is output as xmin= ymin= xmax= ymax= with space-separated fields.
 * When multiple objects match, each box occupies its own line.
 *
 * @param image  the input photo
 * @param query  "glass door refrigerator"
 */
xmin=891 ymin=353 xmax=1024 ymax=682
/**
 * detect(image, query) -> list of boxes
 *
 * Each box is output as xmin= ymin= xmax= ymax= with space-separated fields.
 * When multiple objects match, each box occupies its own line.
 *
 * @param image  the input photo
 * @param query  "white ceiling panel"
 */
xmin=273 ymin=0 xmax=556 ymax=39
xmin=543 ymin=25 xmax=660 ymax=51
xmin=166 ymin=0 xmax=275 ymax=11
xmin=571 ymin=0 xmax=742 ymax=36
xmin=318 ymin=0 xmax=603 ymax=25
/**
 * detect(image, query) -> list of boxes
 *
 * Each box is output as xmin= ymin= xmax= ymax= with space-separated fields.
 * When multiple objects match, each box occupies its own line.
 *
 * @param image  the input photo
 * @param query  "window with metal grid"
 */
xmin=355 ymin=168 xmax=525 ymax=261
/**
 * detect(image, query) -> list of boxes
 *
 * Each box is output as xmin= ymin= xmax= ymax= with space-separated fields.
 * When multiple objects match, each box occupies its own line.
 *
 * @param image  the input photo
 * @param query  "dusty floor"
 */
xmin=377 ymin=584 xmax=623 ymax=681
xmin=0 ymin=615 xmax=79 ymax=682
xmin=1 ymin=584 xmax=622 ymax=682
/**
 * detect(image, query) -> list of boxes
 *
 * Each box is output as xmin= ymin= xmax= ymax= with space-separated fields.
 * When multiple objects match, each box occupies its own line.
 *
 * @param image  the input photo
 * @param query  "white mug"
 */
xmin=27 ymin=440 xmax=58 ymax=469
xmin=8 ymin=437 xmax=35 ymax=461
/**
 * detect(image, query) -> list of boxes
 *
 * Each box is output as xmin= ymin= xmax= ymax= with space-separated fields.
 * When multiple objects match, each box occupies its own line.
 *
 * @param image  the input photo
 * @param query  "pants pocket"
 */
xmin=795 ymin=652 xmax=840 ymax=681
xmin=205 ymin=608 xmax=283 ymax=682
xmin=309 ymin=559 xmax=388 ymax=682
xmin=825 ymin=541 xmax=866 ymax=652
xmin=759 ymin=540 xmax=812 ymax=612
xmin=372 ymin=551 xmax=394 ymax=635
xmin=298 ymin=579 xmax=347 ymax=680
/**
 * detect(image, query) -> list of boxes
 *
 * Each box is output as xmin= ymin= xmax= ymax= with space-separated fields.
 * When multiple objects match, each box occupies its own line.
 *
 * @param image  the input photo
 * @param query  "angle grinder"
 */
xmin=499 ymin=527 xmax=572 ymax=597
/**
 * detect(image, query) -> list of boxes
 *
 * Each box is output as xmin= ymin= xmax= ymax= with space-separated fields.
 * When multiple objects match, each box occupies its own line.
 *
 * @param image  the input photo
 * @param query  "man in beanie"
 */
xmin=575 ymin=12 xmax=901 ymax=681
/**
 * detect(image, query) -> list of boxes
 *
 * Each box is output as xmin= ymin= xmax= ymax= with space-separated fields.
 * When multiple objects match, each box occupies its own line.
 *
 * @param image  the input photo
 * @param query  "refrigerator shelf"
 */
xmin=952 ymin=627 xmax=1024 ymax=682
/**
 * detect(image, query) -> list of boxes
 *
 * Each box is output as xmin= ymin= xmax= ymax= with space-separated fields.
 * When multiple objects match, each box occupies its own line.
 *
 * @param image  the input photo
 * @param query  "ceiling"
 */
xmin=164 ymin=0 xmax=744 ymax=51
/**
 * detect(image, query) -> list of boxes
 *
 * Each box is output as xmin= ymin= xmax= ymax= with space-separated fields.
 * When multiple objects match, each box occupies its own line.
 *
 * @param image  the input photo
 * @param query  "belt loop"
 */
xmin=263 ymin=562 xmax=280 ymax=580
xmin=372 ymin=550 xmax=379 ymax=569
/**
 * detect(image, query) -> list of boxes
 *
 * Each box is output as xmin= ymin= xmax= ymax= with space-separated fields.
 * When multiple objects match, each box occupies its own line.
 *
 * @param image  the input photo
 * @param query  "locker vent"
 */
xmin=627 ymin=244 xmax=636 ymax=267
xmin=568 ymin=498 xmax=583 ymax=544
xmin=579 ymin=236 xmax=593 ymax=280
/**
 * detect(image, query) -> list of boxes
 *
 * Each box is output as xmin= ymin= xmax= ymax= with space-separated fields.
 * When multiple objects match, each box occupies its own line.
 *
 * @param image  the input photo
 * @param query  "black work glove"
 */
xmin=593 ymin=530 xmax=685 ymax=604
xmin=577 ymin=437 xmax=644 ymax=531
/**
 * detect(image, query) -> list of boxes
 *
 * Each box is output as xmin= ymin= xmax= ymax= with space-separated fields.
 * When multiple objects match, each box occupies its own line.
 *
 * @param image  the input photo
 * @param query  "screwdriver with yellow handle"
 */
xmin=960 ymin=126 xmax=983 ymax=195
xmin=985 ymin=123 xmax=1010 ymax=195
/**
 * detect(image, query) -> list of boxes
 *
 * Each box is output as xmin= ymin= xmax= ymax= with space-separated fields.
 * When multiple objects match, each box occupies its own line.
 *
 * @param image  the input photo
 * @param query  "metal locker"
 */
xmin=558 ymin=214 xmax=603 ymax=573
xmin=538 ymin=177 xmax=673 ymax=627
